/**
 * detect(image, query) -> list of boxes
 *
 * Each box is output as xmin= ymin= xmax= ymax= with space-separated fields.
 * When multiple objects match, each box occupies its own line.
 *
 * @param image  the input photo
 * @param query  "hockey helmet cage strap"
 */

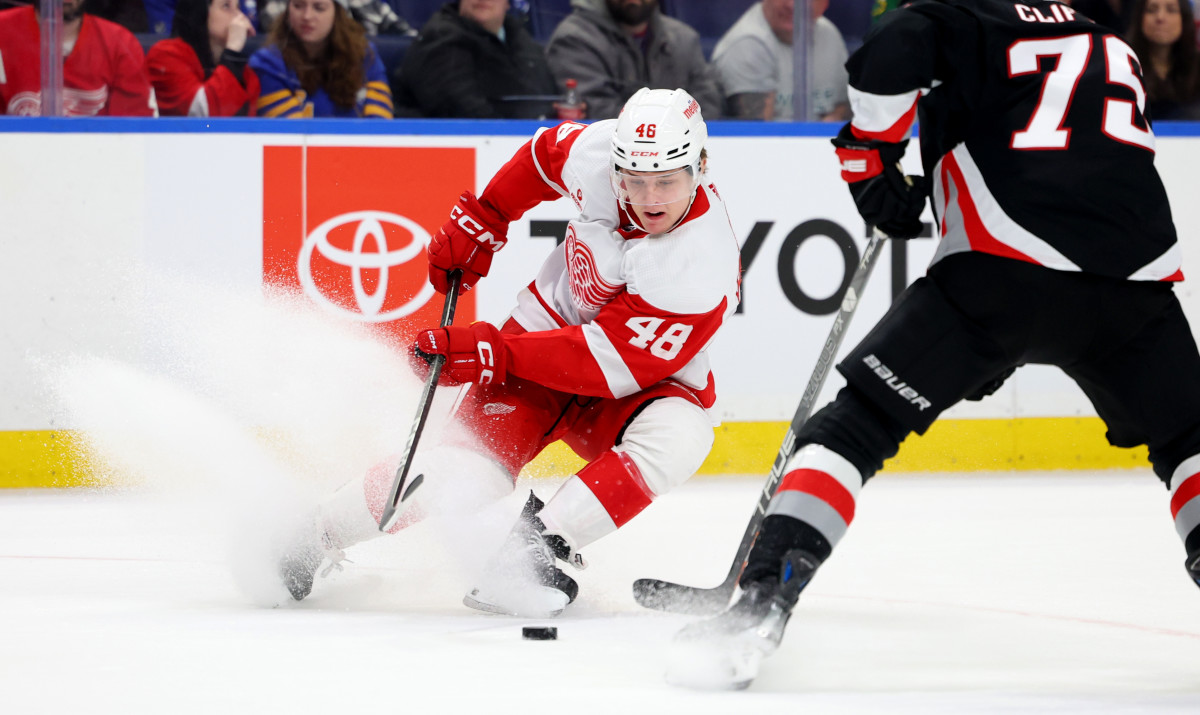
xmin=612 ymin=88 xmax=708 ymax=174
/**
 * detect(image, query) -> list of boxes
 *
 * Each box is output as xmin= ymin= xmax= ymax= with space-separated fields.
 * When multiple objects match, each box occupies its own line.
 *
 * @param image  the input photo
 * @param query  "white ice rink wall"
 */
xmin=4 ymin=118 xmax=1200 ymax=485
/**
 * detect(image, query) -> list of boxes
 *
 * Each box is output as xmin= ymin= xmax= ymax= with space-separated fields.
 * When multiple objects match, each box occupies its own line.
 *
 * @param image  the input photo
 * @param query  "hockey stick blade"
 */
xmin=632 ymin=577 xmax=734 ymax=615
xmin=631 ymin=232 xmax=886 ymax=614
xmin=379 ymin=271 xmax=462 ymax=533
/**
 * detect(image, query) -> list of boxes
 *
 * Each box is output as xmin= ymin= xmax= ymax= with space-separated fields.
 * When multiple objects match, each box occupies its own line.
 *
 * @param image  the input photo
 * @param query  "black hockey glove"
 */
xmin=831 ymin=123 xmax=928 ymax=239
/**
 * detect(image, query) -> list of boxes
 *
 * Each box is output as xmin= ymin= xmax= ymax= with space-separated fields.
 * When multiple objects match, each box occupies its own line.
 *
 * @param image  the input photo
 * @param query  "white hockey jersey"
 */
xmin=478 ymin=120 xmax=742 ymax=407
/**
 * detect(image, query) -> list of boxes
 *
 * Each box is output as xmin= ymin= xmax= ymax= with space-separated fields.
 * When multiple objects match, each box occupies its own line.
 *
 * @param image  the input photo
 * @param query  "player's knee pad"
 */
xmin=536 ymin=398 xmax=713 ymax=548
xmin=617 ymin=396 xmax=714 ymax=496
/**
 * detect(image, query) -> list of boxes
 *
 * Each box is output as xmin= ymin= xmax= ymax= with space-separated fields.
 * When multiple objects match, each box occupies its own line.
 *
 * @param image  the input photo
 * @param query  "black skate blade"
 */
xmin=632 ymin=578 xmax=732 ymax=615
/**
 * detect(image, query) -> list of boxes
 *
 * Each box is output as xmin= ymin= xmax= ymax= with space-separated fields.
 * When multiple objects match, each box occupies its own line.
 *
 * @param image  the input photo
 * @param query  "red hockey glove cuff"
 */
xmin=413 ymin=322 xmax=507 ymax=386
xmin=427 ymin=192 xmax=510 ymax=294
xmin=831 ymin=123 xmax=927 ymax=239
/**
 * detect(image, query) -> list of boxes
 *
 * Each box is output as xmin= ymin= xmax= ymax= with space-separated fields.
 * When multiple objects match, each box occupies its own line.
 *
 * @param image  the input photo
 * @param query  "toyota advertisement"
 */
xmin=6 ymin=126 xmax=1200 ymax=440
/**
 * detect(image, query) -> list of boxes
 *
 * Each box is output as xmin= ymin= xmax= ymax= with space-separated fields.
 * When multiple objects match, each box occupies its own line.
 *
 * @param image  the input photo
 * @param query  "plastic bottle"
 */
xmin=555 ymin=79 xmax=586 ymax=120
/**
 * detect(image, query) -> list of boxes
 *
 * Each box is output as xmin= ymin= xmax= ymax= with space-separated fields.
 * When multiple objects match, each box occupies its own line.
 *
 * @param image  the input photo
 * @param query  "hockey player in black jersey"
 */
xmin=669 ymin=0 xmax=1200 ymax=689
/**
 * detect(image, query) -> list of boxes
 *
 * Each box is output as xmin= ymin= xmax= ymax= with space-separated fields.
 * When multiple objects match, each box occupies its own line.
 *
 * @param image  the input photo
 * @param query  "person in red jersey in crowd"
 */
xmin=148 ymin=0 xmax=261 ymax=116
xmin=0 ymin=0 xmax=156 ymax=116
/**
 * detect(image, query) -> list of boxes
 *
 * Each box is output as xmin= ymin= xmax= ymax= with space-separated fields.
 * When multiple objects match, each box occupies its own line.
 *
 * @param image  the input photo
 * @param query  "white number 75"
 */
xmin=1008 ymin=34 xmax=1153 ymax=151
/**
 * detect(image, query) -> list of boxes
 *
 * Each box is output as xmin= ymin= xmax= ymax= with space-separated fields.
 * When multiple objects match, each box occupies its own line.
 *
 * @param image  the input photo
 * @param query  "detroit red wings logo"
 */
xmin=566 ymin=226 xmax=621 ymax=312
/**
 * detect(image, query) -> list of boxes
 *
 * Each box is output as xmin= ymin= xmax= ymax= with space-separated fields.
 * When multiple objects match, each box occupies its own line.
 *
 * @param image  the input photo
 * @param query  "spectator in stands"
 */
xmin=88 ymin=0 xmax=150 ymax=33
xmin=259 ymin=0 xmax=415 ymax=35
xmin=148 ymin=0 xmax=261 ymax=115
xmin=712 ymin=0 xmax=849 ymax=121
xmin=391 ymin=0 xmax=558 ymax=118
xmin=0 ymin=0 xmax=157 ymax=115
xmin=545 ymin=0 xmax=722 ymax=119
xmin=249 ymin=0 xmax=393 ymax=117
xmin=1127 ymin=0 xmax=1200 ymax=120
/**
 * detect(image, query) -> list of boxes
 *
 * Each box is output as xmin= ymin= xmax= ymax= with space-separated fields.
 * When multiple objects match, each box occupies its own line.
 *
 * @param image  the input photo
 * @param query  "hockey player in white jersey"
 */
xmin=278 ymin=87 xmax=742 ymax=618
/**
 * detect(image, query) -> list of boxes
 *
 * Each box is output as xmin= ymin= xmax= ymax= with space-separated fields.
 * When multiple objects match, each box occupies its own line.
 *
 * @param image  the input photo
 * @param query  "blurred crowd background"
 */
xmin=1 ymin=0 xmax=1198 ymax=121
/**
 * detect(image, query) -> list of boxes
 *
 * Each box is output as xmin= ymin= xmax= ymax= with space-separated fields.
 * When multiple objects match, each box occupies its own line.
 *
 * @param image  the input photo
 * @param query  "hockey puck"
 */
xmin=522 ymin=626 xmax=558 ymax=641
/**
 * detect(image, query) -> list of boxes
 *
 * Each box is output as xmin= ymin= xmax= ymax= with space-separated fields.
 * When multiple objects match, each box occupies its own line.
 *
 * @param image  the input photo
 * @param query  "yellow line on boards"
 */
xmin=0 ymin=431 xmax=93 ymax=488
xmin=524 ymin=416 xmax=1149 ymax=477
xmin=0 ymin=418 xmax=1150 ymax=488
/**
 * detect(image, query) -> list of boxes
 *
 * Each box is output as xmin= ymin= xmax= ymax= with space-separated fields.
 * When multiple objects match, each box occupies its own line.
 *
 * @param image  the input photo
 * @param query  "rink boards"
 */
xmin=5 ymin=118 xmax=1200 ymax=486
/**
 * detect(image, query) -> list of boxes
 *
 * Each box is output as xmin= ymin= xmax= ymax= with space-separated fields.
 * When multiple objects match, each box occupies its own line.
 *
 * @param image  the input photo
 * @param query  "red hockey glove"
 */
xmin=427 ymin=192 xmax=509 ymax=294
xmin=413 ymin=322 xmax=507 ymax=386
xmin=831 ymin=123 xmax=927 ymax=239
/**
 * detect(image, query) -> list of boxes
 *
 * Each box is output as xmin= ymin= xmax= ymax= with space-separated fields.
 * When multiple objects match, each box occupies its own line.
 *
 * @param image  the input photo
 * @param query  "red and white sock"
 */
xmin=765 ymin=444 xmax=863 ymax=549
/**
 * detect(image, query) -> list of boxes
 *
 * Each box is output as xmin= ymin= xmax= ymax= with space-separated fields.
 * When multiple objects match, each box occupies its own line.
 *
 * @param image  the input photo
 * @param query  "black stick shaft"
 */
xmin=379 ymin=271 xmax=462 ymax=532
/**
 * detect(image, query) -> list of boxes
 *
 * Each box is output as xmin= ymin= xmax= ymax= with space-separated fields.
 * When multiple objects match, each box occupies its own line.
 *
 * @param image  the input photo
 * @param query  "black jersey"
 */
xmin=847 ymin=0 xmax=1180 ymax=281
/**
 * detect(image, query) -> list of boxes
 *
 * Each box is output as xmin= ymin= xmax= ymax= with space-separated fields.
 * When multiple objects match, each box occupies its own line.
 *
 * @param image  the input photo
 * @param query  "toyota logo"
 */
xmin=297 ymin=210 xmax=435 ymax=322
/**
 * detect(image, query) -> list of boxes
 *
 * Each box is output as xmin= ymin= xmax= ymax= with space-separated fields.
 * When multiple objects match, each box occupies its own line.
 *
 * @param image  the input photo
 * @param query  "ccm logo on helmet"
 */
xmin=631 ymin=151 xmax=659 ymax=157
xmin=449 ymin=206 xmax=505 ymax=252
xmin=863 ymin=354 xmax=932 ymax=410
xmin=477 ymin=341 xmax=495 ymax=384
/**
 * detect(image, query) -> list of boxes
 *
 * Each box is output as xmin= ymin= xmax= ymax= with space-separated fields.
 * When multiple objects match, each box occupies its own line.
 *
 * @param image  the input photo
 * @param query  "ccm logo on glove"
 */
xmin=475 ymin=342 xmax=496 ymax=384
xmin=449 ymin=206 xmax=505 ymax=252
xmin=413 ymin=322 xmax=507 ymax=387
xmin=427 ymin=192 xmax=510 ymax=294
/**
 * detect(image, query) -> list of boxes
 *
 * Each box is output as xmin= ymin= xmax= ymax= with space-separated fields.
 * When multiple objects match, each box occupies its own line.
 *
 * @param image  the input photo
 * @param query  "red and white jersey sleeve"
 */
xmin=147 ymin=38 xmax=259 ymax=117
xmin=477 ymin=120 xmax=593 ymax=220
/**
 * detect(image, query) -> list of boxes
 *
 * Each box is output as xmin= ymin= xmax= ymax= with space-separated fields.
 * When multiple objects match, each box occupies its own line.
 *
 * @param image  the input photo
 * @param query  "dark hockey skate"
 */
xmin=1186 ymin=551 xmax=1200 ymax=590
xmin=463 ymin=492 xmax=582 ymax=618
xmin=666 ymin=550 xmax=819 ymax=690
xmin=277 ymin=523 xmax=347 ymax=602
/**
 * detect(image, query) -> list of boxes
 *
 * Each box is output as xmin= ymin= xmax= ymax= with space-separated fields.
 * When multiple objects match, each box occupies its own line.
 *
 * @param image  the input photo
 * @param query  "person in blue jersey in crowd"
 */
xmin=249 ymin=0 xmax=393 ymax=117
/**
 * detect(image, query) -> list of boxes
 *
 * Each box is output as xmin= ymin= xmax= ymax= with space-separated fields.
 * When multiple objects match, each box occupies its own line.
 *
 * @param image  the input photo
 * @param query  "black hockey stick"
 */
xmin=632 ymin=232 xmax=886 ymax=615
xmin=379 ymin=270 xmax=462 ymax=533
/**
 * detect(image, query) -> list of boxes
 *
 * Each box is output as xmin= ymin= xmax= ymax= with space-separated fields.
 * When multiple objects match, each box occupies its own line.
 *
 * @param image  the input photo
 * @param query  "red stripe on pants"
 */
xmin=577 ymin=450 xmax=653 ymax=527
xmin=1172 ymin=473 xmax=1200 ymax=518
xmin=778 ymin=468 xmax=856 ymax=524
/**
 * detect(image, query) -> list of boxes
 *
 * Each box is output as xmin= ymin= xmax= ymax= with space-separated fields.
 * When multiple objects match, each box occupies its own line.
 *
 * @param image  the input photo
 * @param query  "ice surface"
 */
xmin=16 ymin=279 xmax=1200 ymax=712
xmin=2 ymin=472 xmax=1200 ymax=714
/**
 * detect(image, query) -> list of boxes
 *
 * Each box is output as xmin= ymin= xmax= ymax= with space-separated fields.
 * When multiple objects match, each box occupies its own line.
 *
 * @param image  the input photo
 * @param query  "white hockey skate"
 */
xmin=666 ymin=550 xmax=818 ymax=690
xmin=463 ymin=492 xmax=583 ymax=618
